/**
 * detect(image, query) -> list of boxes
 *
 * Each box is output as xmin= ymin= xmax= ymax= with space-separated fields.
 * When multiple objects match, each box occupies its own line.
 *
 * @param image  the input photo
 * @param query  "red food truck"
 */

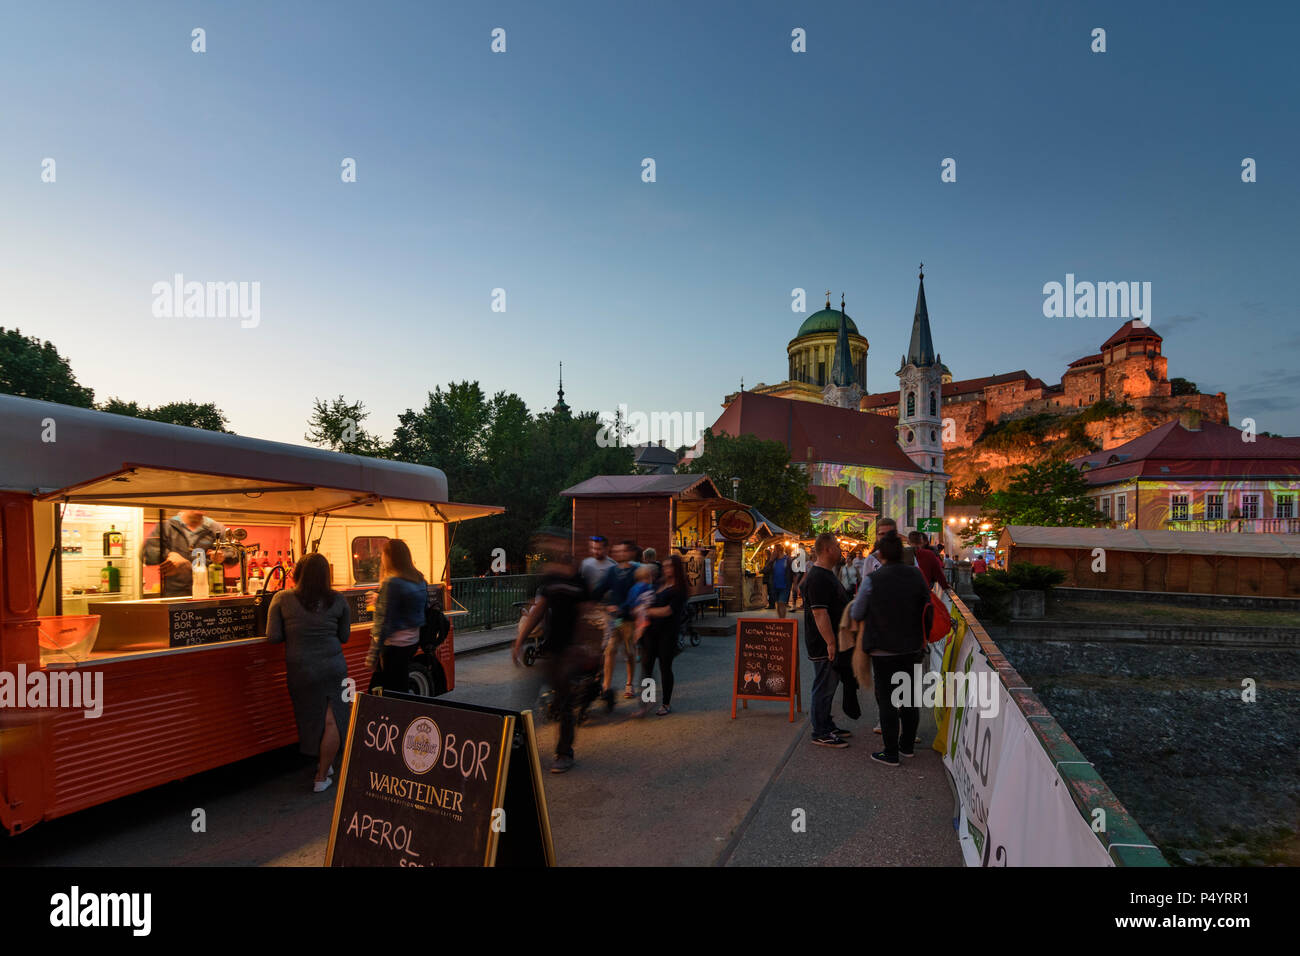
xmin=0 ymin=394 xmax=500 ymax=835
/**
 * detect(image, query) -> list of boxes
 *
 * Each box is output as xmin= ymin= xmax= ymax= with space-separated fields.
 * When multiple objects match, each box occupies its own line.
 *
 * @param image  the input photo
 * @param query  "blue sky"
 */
xmin=2 ymin=0 xmax=1296 ymax=445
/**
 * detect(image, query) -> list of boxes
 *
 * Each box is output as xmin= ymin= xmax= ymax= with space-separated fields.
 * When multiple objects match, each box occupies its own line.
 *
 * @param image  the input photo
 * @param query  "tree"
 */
xmin=1169 ymin=377 xmax=1199 ymax=396
xmin=679 ymin=428 xmax=812 ymax=533
xmin=100 ymin=397 xmax=230 ymax=432
xmin=959 ymin=459 xmax=1102 ymax=544
xmin=948 ymin=475 xmax=992 ymax=505
xmin=305 ymin=395 xmax=384 ymax=455
xmin=0 ymin=327 xmax=95 ymax=407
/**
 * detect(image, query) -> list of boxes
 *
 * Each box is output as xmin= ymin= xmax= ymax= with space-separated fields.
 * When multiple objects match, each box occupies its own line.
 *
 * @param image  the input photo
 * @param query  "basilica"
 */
xmin=706 ymin=268 xmax=949 ymax=539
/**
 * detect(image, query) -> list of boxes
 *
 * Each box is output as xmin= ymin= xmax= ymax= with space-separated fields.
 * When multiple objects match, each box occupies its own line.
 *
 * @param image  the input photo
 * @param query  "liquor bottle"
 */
xmin=248 ymin=553 xmax=264 ymax=588
xmin=209 ymin=559 xmax=225 ymax=595
xmin=191 ymin=550 xmax=210 ymax=599
xmin=72 ymin=529 xmax=82 ymax=554
xmin=103 ymin=525 xmax=125 ymax=557
xmin=275 ymin=550 xmax=285 ymax=576
xmin=100 ymin=560 xmax=120 ymax=593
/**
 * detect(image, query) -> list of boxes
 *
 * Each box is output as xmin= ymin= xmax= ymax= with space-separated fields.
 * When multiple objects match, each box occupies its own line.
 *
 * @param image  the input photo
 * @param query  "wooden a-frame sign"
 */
xmin=731 ymin=617 xmax=802 ymax=721
xmin=326 ymin=691 xmax=555 ymax=867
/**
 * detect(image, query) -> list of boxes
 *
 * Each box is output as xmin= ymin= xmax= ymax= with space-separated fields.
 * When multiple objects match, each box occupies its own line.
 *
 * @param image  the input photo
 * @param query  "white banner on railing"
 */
xmin=940 ymin=601 xmax=1114 ymax=867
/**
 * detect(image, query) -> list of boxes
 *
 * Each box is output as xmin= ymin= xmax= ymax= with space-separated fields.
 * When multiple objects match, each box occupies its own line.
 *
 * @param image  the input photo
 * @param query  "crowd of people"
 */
xmin=511 ymin=534 xmax=688 ymax=774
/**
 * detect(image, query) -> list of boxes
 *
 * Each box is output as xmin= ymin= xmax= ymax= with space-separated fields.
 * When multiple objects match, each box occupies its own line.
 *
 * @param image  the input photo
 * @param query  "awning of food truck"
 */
xmin=0 ymin=394 xmax=501 ymax=522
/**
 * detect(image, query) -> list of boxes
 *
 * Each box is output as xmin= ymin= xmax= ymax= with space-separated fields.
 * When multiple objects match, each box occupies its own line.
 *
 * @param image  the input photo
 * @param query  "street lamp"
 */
xmin=731 ymin=476 xmax=740 ymax=500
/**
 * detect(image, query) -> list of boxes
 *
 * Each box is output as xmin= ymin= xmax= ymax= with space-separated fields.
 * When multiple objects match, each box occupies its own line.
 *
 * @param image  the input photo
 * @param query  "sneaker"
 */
xmin=872 ymin=725 xmax=882 ymax=734
xmin=870 ymin=751 xmax=900 ymax=766
xmin=656 ymin=704 xmax=671 ymax=716
xmin=550 ymin=754 xmax=575 ymax=774
xmin=830 ymin=725 xmax=853 ymax=738
xmin=899 ymin=746 xmax=916 ymax=758
xmin=313 ymin=777 xmax=333 ymax=793
xmin=811 ymin=733 xmax=849 ymax=749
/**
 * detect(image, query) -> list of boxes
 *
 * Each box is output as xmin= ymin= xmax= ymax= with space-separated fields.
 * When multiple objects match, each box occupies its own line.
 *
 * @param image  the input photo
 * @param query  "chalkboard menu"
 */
xmin=731 ymin=617 xmax=801 ymax=721
xmin=326 ymin=692 xmax=554 ymax=867
xmin=342 ymin=589 xmax=376 ymax=627
xmin=168 ymin=602 xmax=258 ymax=647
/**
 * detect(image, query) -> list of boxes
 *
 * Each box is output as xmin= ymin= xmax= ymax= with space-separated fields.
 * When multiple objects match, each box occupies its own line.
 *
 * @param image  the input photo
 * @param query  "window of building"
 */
xmin=906 ymin=392 xmax=916 ymax=417
xmin=1276 ymin=494 xmax=1294 ymax=519
xmin=351 ymin=535 xmax=389 ymax=584
xmin=1100 ymin=497 xmax=1111 ymax=518
xmin=929 ymin=391 xmax=937 ymax=416
xmin=872 ymin=486 xmax=884 ymax=512
xmin=817 ymin=362 xmax=825 ymax=385
xmin=1241 ymin=494 xmax=1260 ymax=520
xmin=1171 ymin=494 xmax=1189 ymax=521
xmin=1116 ymin=495 xmax=1127 ymax=522
xmin=906 ymin=489 xmax=915 ymax=527
xmin=1205 ymin=493 xmax=1224 ymax=520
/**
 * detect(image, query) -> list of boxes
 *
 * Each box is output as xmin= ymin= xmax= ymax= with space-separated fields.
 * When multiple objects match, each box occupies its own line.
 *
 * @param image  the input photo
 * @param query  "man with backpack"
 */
xmin=849 ymin=534 xmax=931 ymax=766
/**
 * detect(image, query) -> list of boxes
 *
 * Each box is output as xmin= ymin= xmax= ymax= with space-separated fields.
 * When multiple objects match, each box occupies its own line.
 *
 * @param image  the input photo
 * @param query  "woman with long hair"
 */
xmin=637 ymin=552 xmax=686 ymax=716
xmin=266 ymin=552 xmax=351 ymax=792
xmin=365 ymin=538 xmax=428 ymax=695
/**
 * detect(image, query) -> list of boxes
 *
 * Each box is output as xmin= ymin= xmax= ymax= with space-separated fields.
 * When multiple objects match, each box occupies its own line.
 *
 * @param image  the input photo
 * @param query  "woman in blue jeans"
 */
xmin=365 ymin=539 xmax=428 ymax=694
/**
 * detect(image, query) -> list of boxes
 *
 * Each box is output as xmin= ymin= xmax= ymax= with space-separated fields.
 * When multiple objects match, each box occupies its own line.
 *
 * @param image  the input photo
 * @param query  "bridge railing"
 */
xmin=446 ymin=574 xmax=541 ymax=631
xmin=936 ymin=590 xmax=1166 ymax=866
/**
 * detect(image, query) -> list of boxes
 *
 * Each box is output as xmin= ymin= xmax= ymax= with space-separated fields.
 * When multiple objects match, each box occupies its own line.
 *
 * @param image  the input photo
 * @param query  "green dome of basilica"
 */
xmin=796 ymin=308 xmax=859 ymax=338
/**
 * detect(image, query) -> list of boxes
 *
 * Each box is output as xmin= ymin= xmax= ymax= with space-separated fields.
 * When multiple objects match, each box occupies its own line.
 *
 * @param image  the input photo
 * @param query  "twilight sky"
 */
xmin=2 ymin=0 xmax=1297 ymax=445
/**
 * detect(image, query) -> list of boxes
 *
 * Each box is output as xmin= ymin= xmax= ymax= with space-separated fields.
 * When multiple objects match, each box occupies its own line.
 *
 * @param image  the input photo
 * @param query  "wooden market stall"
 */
xmin=561 ymin=474 xmax=747 ymax=599
xmin=998 ymin=524 xmax=1300 ymax=598
xmin=0 ymin=394 xmax=501 ymax=834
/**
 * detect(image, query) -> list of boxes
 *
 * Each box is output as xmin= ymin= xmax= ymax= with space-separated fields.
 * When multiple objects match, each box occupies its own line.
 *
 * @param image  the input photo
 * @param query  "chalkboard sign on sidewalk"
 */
xmin=731 ymin=617 xmax=801 ymax=721
xmin=325 ymin=692 xmax=554 ymax=867
xmin=168 ymin=602 xmax=258 ymax=647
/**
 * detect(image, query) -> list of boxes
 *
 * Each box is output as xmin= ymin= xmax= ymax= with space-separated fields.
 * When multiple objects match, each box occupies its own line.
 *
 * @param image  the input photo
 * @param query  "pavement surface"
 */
xmin=0 ymin=611 xmax=960 ymax=867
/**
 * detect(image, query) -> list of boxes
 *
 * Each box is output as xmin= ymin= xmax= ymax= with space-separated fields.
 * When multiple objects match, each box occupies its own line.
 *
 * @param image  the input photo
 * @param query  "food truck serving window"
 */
xmin=351 ymin=536 xmax=389 ymax=585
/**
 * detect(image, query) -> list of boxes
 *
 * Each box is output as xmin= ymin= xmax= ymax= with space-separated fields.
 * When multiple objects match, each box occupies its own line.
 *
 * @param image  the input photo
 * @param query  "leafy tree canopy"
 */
xmin=959 ymin=459 xmax=1101 ymax=544
xmin=305 ymin=395 xmax=384 ymax=455
xmin=100 ymin=397 xmax=230 ymax=432
xmin=0 ymin=327 xmax=95 ymax=407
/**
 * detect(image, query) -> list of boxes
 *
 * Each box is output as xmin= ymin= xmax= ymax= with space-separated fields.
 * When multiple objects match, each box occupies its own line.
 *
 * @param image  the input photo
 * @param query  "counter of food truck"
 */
xmin=84 ymin=586 xmax=386 ymax=654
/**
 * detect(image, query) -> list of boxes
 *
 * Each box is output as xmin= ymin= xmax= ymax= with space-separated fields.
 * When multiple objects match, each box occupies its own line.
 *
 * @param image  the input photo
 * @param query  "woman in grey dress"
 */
xmin=267 ymin=552 xmax=352 ymax=793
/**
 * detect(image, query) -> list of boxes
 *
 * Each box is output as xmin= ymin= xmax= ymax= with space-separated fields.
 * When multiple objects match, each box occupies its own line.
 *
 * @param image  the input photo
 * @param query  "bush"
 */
xmin=971 ymin=562 xmax=1065 ymax=624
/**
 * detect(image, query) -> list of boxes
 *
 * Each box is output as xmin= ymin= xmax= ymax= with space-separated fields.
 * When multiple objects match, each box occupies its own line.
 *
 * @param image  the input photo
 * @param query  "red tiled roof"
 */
xmin=711 ymin=391 xmax=926 ymax=474
xmin=1071 ymin=420 xmax=1300 ymax=485
xmin=1067 ymin=353 xmax=1103 ymax=369
xmin=809 ymin=484 xmax=877 ymax=512
xmin=1100 ymin=321 xmax=1162 ymax=351
xmin=861 ymin=370 xmax=1037 ymax=409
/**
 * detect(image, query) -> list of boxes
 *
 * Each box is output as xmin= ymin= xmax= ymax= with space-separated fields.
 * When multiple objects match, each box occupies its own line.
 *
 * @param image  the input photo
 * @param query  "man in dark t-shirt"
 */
xmin=513 ymin=551 xmax=587 ymax=773
xmin=802 ymin=532 xmax=851 ymax=748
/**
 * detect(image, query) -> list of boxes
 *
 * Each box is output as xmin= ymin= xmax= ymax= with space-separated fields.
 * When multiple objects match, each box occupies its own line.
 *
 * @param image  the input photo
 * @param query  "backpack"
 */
xmin=419 ymin=595 xmax=451 ymax=653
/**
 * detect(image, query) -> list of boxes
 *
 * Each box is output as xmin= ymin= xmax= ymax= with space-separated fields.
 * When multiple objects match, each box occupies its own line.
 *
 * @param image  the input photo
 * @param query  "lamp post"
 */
xmin=731 ymin=476 xmax=740 ymax=500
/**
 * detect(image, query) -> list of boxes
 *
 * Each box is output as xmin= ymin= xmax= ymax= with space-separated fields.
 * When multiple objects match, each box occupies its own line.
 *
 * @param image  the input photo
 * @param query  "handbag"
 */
xmin=923 ymin=591 xmax=952 ymax=644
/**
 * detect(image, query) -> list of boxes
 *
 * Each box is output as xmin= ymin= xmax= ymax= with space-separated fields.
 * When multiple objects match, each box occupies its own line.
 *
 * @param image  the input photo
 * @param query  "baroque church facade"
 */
xmin=708 ymin=269 xmax=949 ymax=538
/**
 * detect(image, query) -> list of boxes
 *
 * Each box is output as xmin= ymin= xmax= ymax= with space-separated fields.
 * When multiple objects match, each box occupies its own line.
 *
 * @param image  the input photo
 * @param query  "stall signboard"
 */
xmin=326 ymin=692 xmax=554 ymax=867
xmin=343 ymin=590 xmax=376 ymax=627
xmin=168 ymin=603 xmax=257 ymax=647
xmin=716 ymin=508 xmax=756 ymax=542
xmin=731 ymin=617 xmax=801 ymax=721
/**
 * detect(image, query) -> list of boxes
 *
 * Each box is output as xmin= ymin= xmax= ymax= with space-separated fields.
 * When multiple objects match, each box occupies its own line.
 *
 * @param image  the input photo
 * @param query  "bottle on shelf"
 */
xmin=72 ymin=529 xmax=82 ymax=554
xmin=103 ymin=524 xmax=125 ymax=557
xmin=61 ymin=528 xmax=71 ymax=554
xmin=100 ymin=560 xmax=120 ymax=593
xmin=191 ymin=550 xmax=210 ymax=600
xmin=248 ymin=551 xmax=264 ymax=589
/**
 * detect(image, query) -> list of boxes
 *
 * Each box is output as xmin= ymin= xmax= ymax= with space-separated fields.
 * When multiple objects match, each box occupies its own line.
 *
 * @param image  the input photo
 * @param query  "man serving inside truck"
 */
xmin=140 ymin=510 xmax=239 ymax=597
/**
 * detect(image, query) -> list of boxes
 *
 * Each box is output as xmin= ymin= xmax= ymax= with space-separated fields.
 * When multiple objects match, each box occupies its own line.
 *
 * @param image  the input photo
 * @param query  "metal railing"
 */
xmin=446 ymin=574 xmax=542 ymax=631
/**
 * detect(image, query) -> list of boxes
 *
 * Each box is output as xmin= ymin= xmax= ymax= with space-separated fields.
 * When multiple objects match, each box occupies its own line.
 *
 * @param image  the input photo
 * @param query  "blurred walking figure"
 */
xmin=802 ymin=533 xmax=852 ymax=748
xmin=266 ymin=552 xmax=351 ymax=793
xmin=772 ymin=548 xmax=792 ymax=618
xmin=849 ymin=534 xmax=931 ymax=766
xmin=596 ymin=540 xmax=640 ymax=707
xmin=365 ymin=539 xmax=427 ymax=696
xmin=513 ymin=541 xmax=588 ymax=773
xmin=636 ymin=553 xmax=686 ymax=716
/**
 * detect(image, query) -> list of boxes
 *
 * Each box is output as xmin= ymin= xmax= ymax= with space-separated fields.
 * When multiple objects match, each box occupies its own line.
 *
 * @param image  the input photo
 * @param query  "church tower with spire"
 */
xmin=822 ymin=293 xmax=864 ymax=409
xmin=896 ymin=265 xmax=945 ymax=477
xmin=553 ymin=362 xmax=571 ymax=416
